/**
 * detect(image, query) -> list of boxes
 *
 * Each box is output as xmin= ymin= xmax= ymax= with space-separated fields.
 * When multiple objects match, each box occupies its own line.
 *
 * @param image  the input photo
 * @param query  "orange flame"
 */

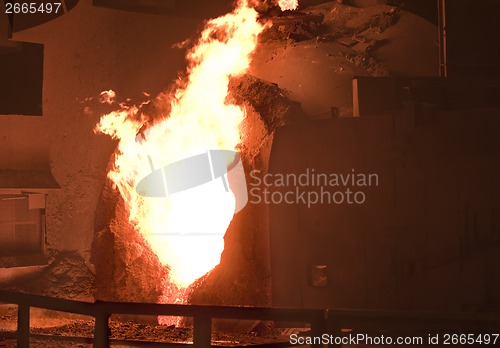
xmin=95 ymin=0 xmax=300 ymax=313
xmin=95 ymin=1 xmax=265 ymax=294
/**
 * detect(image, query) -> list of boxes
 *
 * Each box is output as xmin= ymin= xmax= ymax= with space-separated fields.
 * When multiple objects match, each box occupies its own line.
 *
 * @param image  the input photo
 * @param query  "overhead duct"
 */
xmin=0 ymin=3 xmax=42 ymax=116
xmin=0 ymin=0 xmax=80 ymax=116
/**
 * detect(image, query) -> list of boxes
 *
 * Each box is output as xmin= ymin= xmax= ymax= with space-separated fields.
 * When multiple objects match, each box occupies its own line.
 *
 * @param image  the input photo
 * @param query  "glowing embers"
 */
xmin=278 ymin=0 xmax=299 ymax=11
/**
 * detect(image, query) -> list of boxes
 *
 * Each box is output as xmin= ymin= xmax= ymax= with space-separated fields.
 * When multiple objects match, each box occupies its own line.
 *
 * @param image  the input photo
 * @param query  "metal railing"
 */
xmin=0 ymin=290 xmax=326 ymax=348
xmin=1 ymin=290 xmax=499 ymax=347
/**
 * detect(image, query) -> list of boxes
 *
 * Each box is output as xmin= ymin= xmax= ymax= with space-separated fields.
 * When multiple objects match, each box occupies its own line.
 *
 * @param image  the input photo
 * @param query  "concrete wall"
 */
xmin=0 ymin=0 xmax=200 ymax=261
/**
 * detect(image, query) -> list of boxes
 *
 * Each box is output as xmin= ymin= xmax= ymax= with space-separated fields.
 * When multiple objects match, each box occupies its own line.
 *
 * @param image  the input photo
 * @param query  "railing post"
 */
xmin=325 ymin=310 xmax=342 ymax=348
xmin=193 ymin=315 xmax=212 ymax=348
xmin=93 ymin=313 xmax=111 ymax=348
xmin=310 ymin=310 xmax=327 ymax=348
xmin=17 ymin=304 xmax=30 ymax=348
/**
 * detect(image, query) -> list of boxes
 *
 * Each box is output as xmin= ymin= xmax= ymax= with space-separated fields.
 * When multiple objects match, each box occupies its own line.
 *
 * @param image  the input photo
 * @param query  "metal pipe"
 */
xmin=438 ymin=0 xmax=448 ymax=77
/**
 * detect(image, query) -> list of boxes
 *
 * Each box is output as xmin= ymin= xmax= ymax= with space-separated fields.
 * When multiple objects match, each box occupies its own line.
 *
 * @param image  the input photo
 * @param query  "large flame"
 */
xmin=96 ymin=0 xmax=264 ymax=293
xmin=95 ymin=0 xmax=298 ymax=307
